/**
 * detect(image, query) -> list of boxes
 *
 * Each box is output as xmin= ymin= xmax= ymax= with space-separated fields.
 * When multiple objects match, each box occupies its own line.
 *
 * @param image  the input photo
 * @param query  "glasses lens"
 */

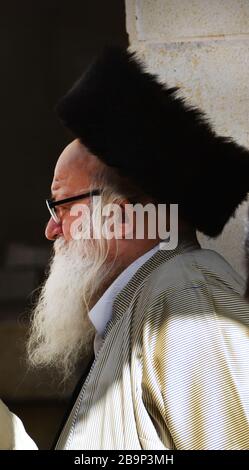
xmin=51 ymin=207 xmax=60 ymax=224
xmin=46 ymin=200 xmax=60 ymax=224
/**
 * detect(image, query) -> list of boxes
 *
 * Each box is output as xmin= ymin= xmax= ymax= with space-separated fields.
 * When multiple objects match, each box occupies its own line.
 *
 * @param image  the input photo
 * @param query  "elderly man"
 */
xmin=26 ymin=47 xmax=249 ymax=450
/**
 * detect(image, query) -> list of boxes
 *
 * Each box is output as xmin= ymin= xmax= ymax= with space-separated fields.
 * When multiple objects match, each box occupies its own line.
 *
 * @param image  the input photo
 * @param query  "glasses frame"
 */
xmin=46 ymin=189 xmax=102 ymax=224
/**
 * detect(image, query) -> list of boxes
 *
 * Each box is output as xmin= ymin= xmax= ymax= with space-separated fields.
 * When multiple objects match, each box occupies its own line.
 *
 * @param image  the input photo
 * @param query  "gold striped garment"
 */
xmin=56 ymin=235 xmax=249 ymax=450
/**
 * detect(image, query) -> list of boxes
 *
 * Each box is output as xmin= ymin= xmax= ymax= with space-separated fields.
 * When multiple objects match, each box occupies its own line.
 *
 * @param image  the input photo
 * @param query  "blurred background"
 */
xmin=0 ymin=0 xmax=128 ymax=449
xmin=1 ymin=0 xmax=249 ymax=450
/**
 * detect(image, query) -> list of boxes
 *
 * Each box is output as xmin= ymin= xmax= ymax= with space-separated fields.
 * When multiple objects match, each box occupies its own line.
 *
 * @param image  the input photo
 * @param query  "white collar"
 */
xmin=88 ymin=243 xmax=160 ymax=337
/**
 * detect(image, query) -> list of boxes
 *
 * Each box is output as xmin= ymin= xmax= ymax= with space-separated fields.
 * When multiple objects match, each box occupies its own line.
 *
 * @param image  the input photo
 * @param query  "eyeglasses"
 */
xmin=46 ymin=189 xmax=102 ymax=224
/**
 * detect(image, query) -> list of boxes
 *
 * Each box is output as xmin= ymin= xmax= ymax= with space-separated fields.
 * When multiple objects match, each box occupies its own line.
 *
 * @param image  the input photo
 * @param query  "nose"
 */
xmin=45 ymin=217 xmax=63 ymax=240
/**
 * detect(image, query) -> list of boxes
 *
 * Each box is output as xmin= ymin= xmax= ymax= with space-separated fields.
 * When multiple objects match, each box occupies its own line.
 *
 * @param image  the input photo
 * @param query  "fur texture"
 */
xmin=245 ymin=208 xmax=249 ymax=300
xmin=56 ymin=46 xmax=249 ymax=237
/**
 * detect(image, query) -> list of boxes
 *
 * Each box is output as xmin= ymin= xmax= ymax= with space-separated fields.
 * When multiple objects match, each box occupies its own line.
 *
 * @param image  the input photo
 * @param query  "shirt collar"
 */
xmin=88 ymin=243 xmax=160 ymax=336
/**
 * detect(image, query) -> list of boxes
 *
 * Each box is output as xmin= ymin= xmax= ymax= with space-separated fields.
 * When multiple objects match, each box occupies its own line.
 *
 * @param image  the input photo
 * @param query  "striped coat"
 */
xmin=56 ymin=236 xmax=249 ymax=450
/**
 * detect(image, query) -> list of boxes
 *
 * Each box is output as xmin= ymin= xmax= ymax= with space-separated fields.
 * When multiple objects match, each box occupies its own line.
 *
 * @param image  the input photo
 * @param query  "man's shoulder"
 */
xmin=142 ymin=247 xmax=245 ymax=299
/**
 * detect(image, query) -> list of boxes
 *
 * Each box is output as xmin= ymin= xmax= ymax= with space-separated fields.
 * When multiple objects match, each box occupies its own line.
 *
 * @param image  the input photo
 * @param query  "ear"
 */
xmin=101 ymin=198 xmax=135 ymax=240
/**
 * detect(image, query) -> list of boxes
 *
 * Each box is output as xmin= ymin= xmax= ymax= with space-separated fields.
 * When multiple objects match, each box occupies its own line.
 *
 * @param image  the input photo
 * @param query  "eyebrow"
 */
xmin=49 ymin=192 xmax=71 ymax=202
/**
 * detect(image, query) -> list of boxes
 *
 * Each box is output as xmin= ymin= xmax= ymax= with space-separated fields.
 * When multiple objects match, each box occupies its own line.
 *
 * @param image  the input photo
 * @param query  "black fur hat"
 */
xmin=245 ymin=208 xmax=249 ymax=299
xmin=56 ymin=46 xmax=249 ymax=237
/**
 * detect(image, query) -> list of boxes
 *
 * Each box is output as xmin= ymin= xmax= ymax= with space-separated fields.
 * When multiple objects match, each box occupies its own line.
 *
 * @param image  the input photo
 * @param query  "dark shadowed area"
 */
xmin=0 ymin=0 xmax=128 ymax=449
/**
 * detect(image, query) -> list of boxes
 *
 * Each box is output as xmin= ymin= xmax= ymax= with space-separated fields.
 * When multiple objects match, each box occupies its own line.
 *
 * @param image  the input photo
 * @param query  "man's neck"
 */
xmin=89 ymin=239 xmax=160 ymax=309
xmin=89 ymin=226 xmax=197 ymax=310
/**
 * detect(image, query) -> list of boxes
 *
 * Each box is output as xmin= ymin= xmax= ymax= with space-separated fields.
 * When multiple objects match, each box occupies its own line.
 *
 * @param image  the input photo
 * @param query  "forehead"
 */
xmin=52 ymin=139 xmax=101 ymax=194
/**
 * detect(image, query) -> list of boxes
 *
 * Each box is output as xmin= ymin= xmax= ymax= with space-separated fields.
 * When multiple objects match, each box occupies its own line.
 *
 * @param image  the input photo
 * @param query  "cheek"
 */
xmin=62 ymin=214 xmax=78 ymax=241
xmin=62 ymin=212 xmax=89 ymax=241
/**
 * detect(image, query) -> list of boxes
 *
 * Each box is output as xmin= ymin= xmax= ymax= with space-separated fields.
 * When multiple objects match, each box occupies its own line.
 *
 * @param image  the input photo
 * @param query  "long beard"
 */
xmin=27 ymin=236 xmax=113 ymax=381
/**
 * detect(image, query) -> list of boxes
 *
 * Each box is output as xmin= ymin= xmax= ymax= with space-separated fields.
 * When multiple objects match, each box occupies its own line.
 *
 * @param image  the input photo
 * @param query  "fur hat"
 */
xmin=56 ymin=46 xmax=249 ymax=237
xmin=245 ymin=209 xmax=249 ymax=299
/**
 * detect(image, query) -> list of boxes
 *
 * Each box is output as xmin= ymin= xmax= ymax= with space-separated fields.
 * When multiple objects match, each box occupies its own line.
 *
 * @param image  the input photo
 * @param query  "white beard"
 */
xmin=27 ymin=236 xmax=113 ymax=381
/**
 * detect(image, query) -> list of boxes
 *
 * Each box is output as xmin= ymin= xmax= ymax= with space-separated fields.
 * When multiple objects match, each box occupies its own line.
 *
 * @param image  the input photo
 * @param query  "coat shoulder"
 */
xmin=141 ymin=247 xmax=245 ymax=301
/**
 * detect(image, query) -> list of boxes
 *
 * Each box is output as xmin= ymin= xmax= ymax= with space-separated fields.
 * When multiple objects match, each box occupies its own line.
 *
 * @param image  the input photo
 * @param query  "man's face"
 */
xmin=27 ymin=139 xmax=121 ymax=381
xmin=45 ymin=138 xmax=102 ymax=241
xmin=27 ymin=138 xmax=156 ymax=380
